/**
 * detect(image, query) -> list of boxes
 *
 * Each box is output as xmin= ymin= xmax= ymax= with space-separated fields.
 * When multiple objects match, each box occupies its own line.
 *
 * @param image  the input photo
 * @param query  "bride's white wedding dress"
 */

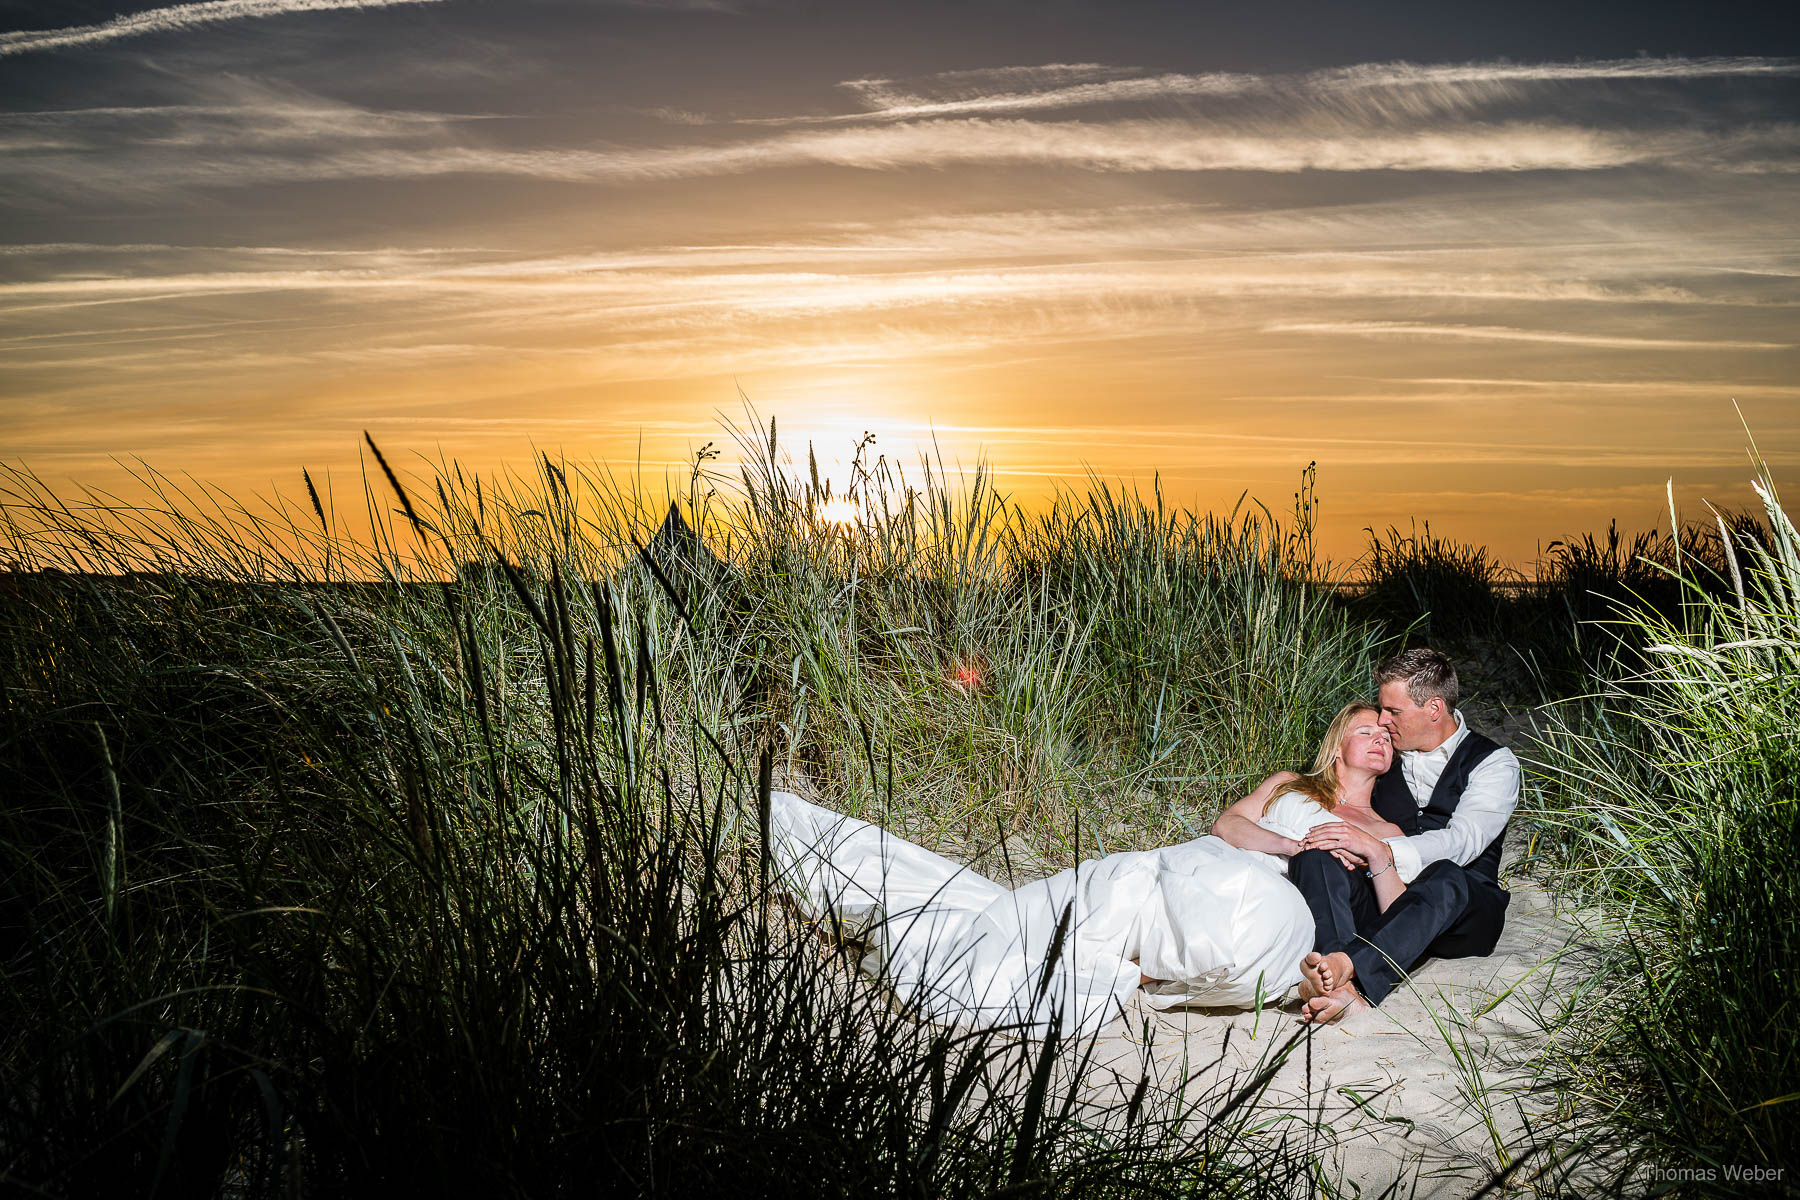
xmin=769 ymin=790 xmax=1329 ymax=1037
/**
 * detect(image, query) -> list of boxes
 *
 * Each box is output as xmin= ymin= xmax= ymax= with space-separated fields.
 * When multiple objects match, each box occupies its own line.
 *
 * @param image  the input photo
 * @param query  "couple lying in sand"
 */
xmin=769 ymin=648 xmax=1521 ymax=1036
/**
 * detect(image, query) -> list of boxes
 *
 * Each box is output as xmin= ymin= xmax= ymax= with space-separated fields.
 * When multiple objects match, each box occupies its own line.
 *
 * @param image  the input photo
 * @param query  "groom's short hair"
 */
xmin=1375 ymin=648 xmax=1459 ymax=711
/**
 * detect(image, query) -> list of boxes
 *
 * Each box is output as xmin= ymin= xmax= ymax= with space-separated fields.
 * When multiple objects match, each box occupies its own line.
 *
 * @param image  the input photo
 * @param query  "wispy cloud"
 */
xmin=0 ymin=0 xmax=444 ymax=57
xmin=0 ymin=257 xmax=1727 ymax=313
xmin=1396 ymin=377 xmax=1800 ymax=397
xmin=2 ymin=190 xmax=1790 ymax=364
xmin=770 ymin=56 xmax=1800 ymax=125
xmin=639 ymin=106 xmax=715 ymax=126
xmin=4 ymin=40 xmax=1795 ymax=562
xmin=9 ymin=55 xmax=1796 ymax=204
xmin=18 ymin=116 xmax=1791 ymax=194
xmin=1269 ymin=321 xmax=1792 ymax=350
xmin=816 ymin=68 xmax=1260 ymax=124
xmin=1317 ymin=56 xmax=1800 ymax=88
xmin=335 ymin=118 xmax=1800 ymax=179
xmin=1 ymin=76 xmax=489 ymax=148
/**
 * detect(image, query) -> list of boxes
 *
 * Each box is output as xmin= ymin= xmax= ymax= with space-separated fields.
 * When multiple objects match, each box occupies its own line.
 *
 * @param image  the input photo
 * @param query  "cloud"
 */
xmin=640 ymin=106 xmax=715 ymax=126
xmin=1395 ymin=377 xmax=1800 ymax=398
xmin=0 ymin=0 xmax=445 ymax=57
xmin=0 ymin=245 xmax=1731 ymax=319
xmin=1269 ymin=321 xmax=1792 ymax=350
xmin=0 ymin=266 xmax=1713 ymax=329
xmin=757 ymin=56 xmax=1800 ymax=125
xmin=315 ymin=118 xmax=1800 ymax=179
xmin=0 ymin=241 xmax=485 ymax=259
xmin=1 ymin=75 xmax=491 ymax=149
xmin=8 ymin=54 xmax=1796 ymax=208
xmin=1319 ymin=56 xmax=1800 ymax=88
xmin=20 ymin=116 xmax=1789 ymax=195
xmin=816 ymin=69 xmax=1262 ymax=125
xmin=2 ymin=189 xmax=1791 ymax=354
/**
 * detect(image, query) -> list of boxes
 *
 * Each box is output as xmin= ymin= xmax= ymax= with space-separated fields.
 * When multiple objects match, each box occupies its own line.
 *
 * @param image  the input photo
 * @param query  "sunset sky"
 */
xmin=3 ymin=0 xmax=1796 ymax=566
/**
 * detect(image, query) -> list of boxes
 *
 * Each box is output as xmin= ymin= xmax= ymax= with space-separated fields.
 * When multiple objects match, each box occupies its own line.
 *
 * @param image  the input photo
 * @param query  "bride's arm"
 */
xmin=1209 ymin=772 xmax=1304 ymax=857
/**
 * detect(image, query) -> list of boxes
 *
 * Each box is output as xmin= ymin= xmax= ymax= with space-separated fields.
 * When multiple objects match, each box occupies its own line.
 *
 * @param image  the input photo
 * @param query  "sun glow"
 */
xmin=817 ymin=497 xmax=861 ymax=525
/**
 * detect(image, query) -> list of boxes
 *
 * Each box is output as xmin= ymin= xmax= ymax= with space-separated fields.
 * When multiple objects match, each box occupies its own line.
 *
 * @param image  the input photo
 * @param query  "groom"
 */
xmin=1291 ymin=648 xmax=1520 ymax=1022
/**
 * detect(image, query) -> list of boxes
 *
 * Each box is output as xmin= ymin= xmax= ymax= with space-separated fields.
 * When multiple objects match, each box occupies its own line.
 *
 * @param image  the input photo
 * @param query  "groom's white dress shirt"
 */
xmin=1383 ymin=710 xmax=1520 ymax=884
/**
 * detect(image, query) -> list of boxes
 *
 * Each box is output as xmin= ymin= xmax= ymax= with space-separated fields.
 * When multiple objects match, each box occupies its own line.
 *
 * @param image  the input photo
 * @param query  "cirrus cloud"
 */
xmin=0 ymin=0 xmax=444 ymax=58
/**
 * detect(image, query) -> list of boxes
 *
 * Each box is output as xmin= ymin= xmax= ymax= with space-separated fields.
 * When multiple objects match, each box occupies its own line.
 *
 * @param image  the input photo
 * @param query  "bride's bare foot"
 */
xmin=1299 ymin=984 xmax=1367 ymax=1025
xmin=1301 ymin=951 xmax=1354 ymax=996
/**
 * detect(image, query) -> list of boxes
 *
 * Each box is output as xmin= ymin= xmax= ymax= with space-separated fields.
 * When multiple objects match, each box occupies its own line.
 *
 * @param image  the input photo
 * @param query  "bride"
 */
xmin=767 ymin=701 xmax=1397 ymax=1037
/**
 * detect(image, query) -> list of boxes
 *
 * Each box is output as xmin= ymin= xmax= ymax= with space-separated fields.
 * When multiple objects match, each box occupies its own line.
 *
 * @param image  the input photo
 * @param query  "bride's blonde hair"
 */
xmin=1264 ymin=700 xmax=1380 ymax=815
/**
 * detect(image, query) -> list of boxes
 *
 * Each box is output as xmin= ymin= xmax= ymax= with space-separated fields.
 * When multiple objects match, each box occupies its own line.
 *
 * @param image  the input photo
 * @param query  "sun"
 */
xmin=818 ymin=497 xmax=860 ymax=525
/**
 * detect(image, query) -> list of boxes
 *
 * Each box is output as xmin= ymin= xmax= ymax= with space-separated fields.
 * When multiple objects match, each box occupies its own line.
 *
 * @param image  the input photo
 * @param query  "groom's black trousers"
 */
xmin=1287 ymin=850 xmax=1509 ymax=1005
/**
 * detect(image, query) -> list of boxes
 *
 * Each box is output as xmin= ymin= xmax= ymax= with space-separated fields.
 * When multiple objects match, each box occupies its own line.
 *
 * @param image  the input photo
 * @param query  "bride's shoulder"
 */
xmin=1263 ymin=788 xmax=1328 ymax=821
xmin=1251 ymin=783 xmax=1334 ymax=839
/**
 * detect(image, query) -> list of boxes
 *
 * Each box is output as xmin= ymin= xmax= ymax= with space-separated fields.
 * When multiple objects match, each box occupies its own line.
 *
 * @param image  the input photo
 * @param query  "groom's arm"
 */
xmin=1383 ymin=748 xmax=1521 ymax=883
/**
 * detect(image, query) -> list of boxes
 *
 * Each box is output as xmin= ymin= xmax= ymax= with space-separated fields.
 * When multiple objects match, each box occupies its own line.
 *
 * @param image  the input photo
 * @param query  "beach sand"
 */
xmin=1082 ymin=852 xmax=1592 ymax=1197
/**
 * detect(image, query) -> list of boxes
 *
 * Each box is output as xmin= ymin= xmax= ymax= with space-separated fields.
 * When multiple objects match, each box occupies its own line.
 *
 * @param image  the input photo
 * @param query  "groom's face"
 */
xmin=1377 ymin=681 xmax=1447 ymax=752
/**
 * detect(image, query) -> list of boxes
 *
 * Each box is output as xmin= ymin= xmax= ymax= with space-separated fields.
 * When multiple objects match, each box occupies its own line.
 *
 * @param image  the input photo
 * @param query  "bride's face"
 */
xmin=1339 ymin=716 xmax=1394 ymax=775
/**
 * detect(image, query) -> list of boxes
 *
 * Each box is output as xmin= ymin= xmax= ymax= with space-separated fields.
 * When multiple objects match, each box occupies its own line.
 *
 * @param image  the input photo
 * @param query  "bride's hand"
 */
xmin=1301 ymin=821 xmax=1385 ymax=865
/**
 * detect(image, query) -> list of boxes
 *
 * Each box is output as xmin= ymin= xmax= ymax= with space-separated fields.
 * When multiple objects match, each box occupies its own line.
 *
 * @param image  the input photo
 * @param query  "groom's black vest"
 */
xmin=1371 ymin=729 xmax=1507 ymax=884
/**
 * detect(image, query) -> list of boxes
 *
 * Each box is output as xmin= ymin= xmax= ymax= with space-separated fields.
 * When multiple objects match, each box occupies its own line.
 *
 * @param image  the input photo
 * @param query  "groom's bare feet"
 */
xmin=1298 ymin=954 xmax=1324 ymax=1002
xmin=1299 ymin=984 xmax=1368 ymax=1025
xmin=1301 ymin=951 xmax=1354 ymax=996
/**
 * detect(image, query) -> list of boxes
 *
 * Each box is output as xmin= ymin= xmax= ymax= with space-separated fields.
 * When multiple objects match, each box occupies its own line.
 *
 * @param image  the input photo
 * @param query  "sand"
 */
xmin=1079 ymin=852 xmax=1594 ymax=1197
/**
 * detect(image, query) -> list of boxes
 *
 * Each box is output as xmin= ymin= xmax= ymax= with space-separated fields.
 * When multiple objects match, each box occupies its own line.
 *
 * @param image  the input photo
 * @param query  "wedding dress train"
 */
xmin=768 ymin=790 xmax=1314 ymax=1037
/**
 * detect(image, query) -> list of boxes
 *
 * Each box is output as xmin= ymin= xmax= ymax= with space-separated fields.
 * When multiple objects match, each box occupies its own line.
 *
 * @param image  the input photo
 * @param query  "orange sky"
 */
xmin=2 ymin=4 xmax=1796 ymax=569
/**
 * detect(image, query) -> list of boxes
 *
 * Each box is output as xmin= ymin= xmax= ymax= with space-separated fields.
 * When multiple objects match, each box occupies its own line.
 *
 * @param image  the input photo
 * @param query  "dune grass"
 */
xmin=1354 ymin=520 xmax=1518 ymax=647
xmin=1348 ymin=506 xmax=1773 ymax=709
xmin=7 ymin=412 xmax=1793 ymax=1197
xmin=0 ymin=423 xmax=1379 ymax=1197
xmin=1516 ymin=469 xmax=1799 ymax=1195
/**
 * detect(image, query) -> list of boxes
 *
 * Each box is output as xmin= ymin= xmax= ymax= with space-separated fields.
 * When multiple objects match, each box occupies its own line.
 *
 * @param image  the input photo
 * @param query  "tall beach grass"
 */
xmin=0 ymin=422 xmax=1378 ymax=1197
xmin=1521 ymin=466 xmax=1799 ymax=1194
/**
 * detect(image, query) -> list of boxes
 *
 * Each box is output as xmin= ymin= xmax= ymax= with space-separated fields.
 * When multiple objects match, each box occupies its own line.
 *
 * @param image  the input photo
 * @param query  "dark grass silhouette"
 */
xmin=0 ymin=437 xmax=1365 ymax=1199
xmin=4 ymin=419 xmax=1792 ymax=1198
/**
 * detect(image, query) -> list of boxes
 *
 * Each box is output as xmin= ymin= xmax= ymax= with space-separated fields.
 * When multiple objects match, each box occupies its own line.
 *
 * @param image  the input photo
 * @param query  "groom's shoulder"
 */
xmin=1467 ymin=725 xmax=1506 ymax=751
xmin=1462 ymin=727 xmax=1521 ymax=784
xmin=1459 ymin=723 xmax=1517 ymax=766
